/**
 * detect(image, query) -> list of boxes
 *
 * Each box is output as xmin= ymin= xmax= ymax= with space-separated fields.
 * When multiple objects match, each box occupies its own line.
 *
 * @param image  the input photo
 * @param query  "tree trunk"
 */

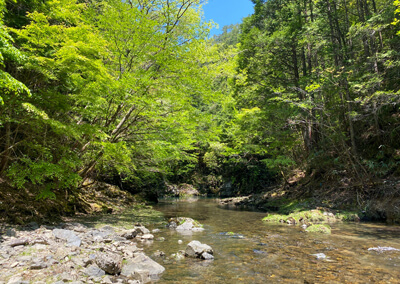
xmin=0 ymin=122 xmax=11 ymax=174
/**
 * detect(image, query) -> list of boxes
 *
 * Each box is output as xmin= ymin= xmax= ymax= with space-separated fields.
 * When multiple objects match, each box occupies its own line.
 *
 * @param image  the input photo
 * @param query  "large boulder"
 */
xmin=121 ymin=253 xmax=165 ymax=279
xmin=95 ymin=252 xmax=122 ymax=275
xmin=53 ymin=229 xmax=81 ymax=247
xmin=185 ymin=240 xmax=214 ymax=260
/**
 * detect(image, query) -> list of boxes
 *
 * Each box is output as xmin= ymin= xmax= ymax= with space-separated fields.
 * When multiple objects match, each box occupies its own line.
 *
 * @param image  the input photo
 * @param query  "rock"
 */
xmin=152 ymin=229 xmax=161 ymax=233
xmin=30 ymin=260 xmax=48 ymax=269
xmin=286 ymin=217 xmax=296 ymax=225
xmin=170 ymin=251 xmax=185 ymax=261
xmin=305 ymin=224 xmax=331 ymax=234
xmin=31 ymin=238 xmax=49 ymax=245
xmin=93 ymin=235 xmax=104 ymax=242
xmin=135 ymin=226 xmax=150 ymax=235
xmin=5 ymin=229 xmax=17 ymax=237
xmin=156 ymin=237 xmax=165 ymax=242
xmin=9 ymin=239 xmax=29 ymax=247
xmin=120 ymin=230 xmax=137 ymax=240
xmin=167 ymin=221 xmax=177 ymax=229
xmin=101 ymin=276 xmax=113 ymax=284
xmin=139 ymin=234 xmax=154 ymax=240
xmin=169 ymin=217 xmax=204 ymax=231
xmin=176 ymin=221 xmax=198 ymax=231
xmin=25 ymin=222 xmax=39 ymax=230
xmin=368 ymin=246 xmax=400 ymax=252
xmin=10 ymin=262 xmax=19 ymax=268
xmin=185 ymin=241 xmax=213 ymax=259
xmin=120 ymin=226 xmax=150 ymax=239
xmin=312 ymin=253 xmax=327 ymax=259
xmin=95 ymin=252 xmax=122 ymax=275
xmin=59 ymin=272 xmax=74 ymax=282
xmin=178 ymin=240 xmax=183 ymax=244
xmin=6 ymin=276 xmax=29 ymax=284
xmin=53 ymin=229 xmax=81 ymax=247
xmin=201 ymin=252 xmax=214 ymax=260
xmin=83 ymin=265 xmax=106 ymax=277
xmin=152 ymin=250 xmax=165 ymax=258
xmin=129 ymin=270 xmax=151 ymax=283
xmin=121 ymin=253 xmax=165 ymax=278
xmin=87 ymin=229 xmax=113 ymax=240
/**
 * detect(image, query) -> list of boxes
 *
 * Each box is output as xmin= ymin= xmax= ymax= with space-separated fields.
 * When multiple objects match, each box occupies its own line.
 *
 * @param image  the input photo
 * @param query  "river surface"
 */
xmin=144 ymin=198 xmax=400 ymax=283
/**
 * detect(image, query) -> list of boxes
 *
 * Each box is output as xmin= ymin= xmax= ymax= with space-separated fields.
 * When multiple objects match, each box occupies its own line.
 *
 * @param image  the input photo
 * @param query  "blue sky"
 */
xmin=202 ymin=0 xmax=254 ymax=36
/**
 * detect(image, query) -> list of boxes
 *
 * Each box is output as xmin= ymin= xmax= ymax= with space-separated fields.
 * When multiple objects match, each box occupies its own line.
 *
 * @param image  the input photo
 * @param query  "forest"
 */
xmin=0 ymin=0 xmax=399 ymax=220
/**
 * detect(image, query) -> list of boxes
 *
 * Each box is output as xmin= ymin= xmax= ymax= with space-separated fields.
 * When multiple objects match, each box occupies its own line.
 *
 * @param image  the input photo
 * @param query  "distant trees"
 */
xmin=236 ymin=0 xmax=400 ymax=180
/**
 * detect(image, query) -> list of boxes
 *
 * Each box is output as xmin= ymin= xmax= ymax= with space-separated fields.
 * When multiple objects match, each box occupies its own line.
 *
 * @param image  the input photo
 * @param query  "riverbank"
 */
xmin=0 ymin=202 xmax=169 ymax=284
xmin=218 ymin=174 xmax=400 ymax=224
xmin=0 ymin=178 xmax=140 ymax=225
xmin=0 ymin=217 xmax=166 ymax=283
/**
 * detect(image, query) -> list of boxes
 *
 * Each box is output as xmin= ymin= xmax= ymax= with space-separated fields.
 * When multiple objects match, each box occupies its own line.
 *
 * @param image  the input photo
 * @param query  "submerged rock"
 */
xmin=219 ymin=232 xmax=245 ymax=239
xmin=368 ymin=246 xmax=400 ymax=253
xmin=305 ymin=224 xmax=331 ymax=234
xmin=170 ymin=251 xmax=185 ymax=261
xmin=311 ymin=253 xmax=327 ymax=259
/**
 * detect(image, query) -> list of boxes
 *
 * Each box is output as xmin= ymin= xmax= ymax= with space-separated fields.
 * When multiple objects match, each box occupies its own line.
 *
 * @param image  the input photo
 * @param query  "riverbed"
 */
xmin=145 ymin=198 xmax=400 ymax=283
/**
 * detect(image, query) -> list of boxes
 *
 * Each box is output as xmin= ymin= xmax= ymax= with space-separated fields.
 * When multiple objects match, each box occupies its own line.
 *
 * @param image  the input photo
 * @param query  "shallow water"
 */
xmin=144 ymin=198 xmax=400 ymax=283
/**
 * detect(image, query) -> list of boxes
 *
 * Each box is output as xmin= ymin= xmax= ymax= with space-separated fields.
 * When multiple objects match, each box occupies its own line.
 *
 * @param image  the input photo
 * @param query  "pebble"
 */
xmin=312 ymin=253 xmax=327 ymax=259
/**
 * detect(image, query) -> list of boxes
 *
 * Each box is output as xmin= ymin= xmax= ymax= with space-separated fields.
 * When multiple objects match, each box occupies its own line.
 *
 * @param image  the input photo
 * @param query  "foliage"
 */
xmin=235 ymin=0 xmax=400 ymax=183
xmin=1 ymin=0 xmax=399 ymax=206
xmin=0 ymin=0 xmax=230 ymax=199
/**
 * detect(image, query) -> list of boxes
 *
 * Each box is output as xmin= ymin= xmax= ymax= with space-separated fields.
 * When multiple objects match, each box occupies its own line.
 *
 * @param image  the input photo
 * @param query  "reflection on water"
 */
xmin=144 ymin=198 xmax=400 ymax=283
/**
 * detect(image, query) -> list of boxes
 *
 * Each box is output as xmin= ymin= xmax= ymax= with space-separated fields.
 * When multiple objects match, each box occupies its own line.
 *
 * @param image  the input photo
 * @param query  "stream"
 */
xmin=143 ymin=198 xmax=400 ymax=283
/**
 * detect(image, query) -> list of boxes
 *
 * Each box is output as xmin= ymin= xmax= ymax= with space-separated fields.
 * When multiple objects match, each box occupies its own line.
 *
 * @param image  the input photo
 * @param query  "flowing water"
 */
xmin=143 ymin=198 xmax=400 ymax=283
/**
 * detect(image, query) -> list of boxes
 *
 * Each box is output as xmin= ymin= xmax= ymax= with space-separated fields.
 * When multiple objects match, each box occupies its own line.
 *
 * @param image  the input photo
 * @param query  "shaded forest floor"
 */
xmin=0 ymin=178 xmax=138 ymax=225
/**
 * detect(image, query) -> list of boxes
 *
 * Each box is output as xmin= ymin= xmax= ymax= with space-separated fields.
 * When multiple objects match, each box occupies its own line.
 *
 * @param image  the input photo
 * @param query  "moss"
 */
xmin=305 ymin=224 xmax=331 ymax=234
xmin=262 ymin=209 xmax=332 ymax=223
xmin=335 ymin=211 xmax=360 ymax=221
xmin=262 ymin=209 xmax=359 ymax=225
xmin=262 ymin=214 xmax=285 ymax=222
xmin=262 ymin=198 xmax=313 ymax=214
xmin=173 ymin=217 xmax=203 ymax=228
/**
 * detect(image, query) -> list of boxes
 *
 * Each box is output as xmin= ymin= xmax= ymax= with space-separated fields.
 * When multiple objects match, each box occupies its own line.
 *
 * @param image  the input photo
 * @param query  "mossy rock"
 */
xmin=262 ymin=209 xmax=333 ymax=224
xmin=305 ymin=224 xmax=331 ymax=234
xmin=262 ymin=209 xmax=359 ymax=225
